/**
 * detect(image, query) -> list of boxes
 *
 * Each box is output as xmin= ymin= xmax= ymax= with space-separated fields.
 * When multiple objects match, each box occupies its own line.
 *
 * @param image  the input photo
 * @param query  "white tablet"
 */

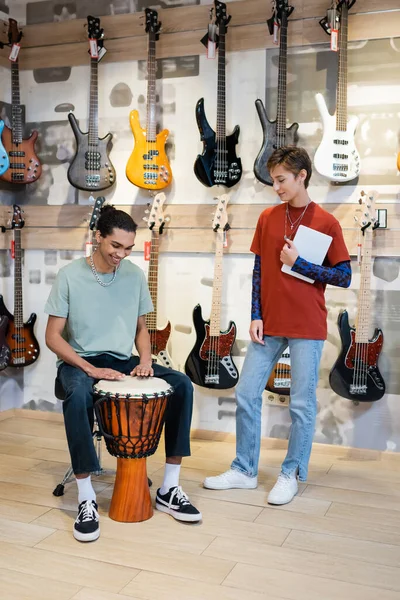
xmin=281 ymin=225 xmax=333 ymax=284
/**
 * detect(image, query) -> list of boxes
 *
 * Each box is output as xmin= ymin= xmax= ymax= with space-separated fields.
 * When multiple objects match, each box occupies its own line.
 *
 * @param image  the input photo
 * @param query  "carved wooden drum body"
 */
xmin=94 ymin=377 xmax=173 ymax=523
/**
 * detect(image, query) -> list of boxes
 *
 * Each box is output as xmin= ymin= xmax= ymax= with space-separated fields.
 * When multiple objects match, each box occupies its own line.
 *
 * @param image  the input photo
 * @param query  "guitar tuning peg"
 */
xmin=144 ymin=209 xmax=149 ymax=214
xmin=165 ymin=216 xmax=171 ymax=223
xmin=354 ymin=216 xmax=359 ymax=222
xmin=143 ymin=217 xmax=148 ymax=222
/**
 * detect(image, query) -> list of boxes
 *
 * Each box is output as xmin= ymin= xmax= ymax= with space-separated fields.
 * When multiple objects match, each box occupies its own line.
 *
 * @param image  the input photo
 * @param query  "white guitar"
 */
xmin=144 ymin=192 xmax=175 ymax=369
xmin=314 ymin=1 xmax=360 ymax=183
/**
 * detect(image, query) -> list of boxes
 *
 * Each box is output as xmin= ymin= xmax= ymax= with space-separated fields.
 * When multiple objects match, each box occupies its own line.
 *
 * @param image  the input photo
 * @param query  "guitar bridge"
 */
xmin=274 ymin=379 xmax=291 ymax=388
xmin=205 ymin=374 xmax=220 ymax=384
xmin=85 ymin=174 xmax=101 ymax=187
xmin=349 ymin=384 xmax=367 ymax=395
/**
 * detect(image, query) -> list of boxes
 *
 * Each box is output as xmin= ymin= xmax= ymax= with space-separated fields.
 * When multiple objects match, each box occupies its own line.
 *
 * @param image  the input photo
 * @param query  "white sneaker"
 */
xmin=203 ymin=469 xmax=258 ymax=490
xmin=268 ymin=473 xmax=298 ymax=505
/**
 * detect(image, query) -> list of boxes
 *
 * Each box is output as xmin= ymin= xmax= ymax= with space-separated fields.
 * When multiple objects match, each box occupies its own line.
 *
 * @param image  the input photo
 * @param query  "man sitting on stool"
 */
xmin=45 ymin=205 xmax=201 ymax=542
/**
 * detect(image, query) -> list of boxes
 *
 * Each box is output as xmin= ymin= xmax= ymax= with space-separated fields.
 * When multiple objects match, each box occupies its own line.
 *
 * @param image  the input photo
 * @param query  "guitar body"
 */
xmin=126 ymin=110 xmax=172 ymax=190
xmin=0 ymin=295 xmax=40 ymax=367
xmin=0 ymin=121 xmax=10 ymax=176
xmin=67 ymin=113 xmax=116 ymax=191
xmin=185 ymin=304 xmax=238 ymax=389
xmin=0 ymin=124 xmax=41 ymax=184
xmin=254 ymin=99 xmax=299 ymax=186
xmin=149 ymin=321 xmax=174 ymax=369
xmin=0 ymin=315 xmax=11 ymax=371
xmin=314 ymin=93 xmax=360 ymax=183
xmin=194 ymin=98 xmax=242 ymax=188
xmin=329 ymin=310 xmax=385 ymax=402
xmin=397 ymin=152 xmax=400 ymax=172
xmin=265 ymin=350 xmax=291 ymax=395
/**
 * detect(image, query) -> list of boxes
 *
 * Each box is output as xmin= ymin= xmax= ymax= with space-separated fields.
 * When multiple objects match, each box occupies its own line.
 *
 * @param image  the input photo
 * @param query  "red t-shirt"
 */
xmin=250 ymin=202 xmax=350 ymax=340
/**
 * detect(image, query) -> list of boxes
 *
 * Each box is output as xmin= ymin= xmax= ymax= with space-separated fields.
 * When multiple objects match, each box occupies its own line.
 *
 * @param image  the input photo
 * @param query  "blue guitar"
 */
xmin=0 ymin=120 xmax=10 ymax=176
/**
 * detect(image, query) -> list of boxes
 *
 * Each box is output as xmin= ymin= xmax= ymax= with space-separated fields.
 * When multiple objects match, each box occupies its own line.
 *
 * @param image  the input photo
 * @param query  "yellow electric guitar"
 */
xmin=397 ymin=152 xmax=400 ymax=172
xmin=126 ymin=8 xmax=172 ymax=190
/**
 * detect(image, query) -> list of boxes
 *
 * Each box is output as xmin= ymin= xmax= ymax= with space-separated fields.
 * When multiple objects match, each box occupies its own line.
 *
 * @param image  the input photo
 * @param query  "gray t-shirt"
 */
xmin=44 ymin=257 xmax=153 ymax=362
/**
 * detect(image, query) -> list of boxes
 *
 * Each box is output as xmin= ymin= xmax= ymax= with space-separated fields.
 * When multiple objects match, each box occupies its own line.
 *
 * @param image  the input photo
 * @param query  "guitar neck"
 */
xmin=11 ymin=59 xmax=23 ymax=144
xmin=216 ymin=30 xmax=226 ymax=143
xmin=336 ymin=3 xmax=349 ymax=131
xmin=355 ymin=229 xmax=373 ymax=343
xmin=146 ymin=32 xmax=157 ymax=142
xmin=88 ymin=58 xmax=99 ymax=145
xmin=209 ymin=230 xmax=224 ymax=336
xmin=276 ymin=11 xmax=288 ymax=143
xmin=146 ymin=230 xmax=159 ymax=330
xmin=13 ymin=229 xmax=24 ymax=328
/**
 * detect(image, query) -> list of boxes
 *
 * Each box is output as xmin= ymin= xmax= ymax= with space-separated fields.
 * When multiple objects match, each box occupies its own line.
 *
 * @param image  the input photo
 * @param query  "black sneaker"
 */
xmin=73 ymin=500 xmax=100 ymax=542
xmin=156 ymin=486 xmax=202 ymax=523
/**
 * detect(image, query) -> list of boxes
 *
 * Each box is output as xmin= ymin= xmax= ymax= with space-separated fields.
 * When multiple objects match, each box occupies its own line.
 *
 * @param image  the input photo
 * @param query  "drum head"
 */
xmin=94 ymin=376 xmax=173 ymax=398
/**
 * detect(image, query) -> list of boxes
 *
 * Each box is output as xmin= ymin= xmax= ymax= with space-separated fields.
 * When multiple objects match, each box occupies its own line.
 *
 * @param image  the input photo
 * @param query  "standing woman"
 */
xmin=204 ymin=147 xmax=351 ymax=505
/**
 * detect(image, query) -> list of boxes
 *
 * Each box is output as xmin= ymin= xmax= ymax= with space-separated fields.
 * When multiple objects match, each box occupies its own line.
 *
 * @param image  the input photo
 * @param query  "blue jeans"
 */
xmin=231 ymin=336 xmax=324 ymax=482
xmin=58 ymin=354 xmax=194 ymax=475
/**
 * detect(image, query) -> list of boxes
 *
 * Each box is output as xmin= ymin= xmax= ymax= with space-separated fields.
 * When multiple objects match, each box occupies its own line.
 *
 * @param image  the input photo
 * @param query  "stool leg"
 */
xmin=109 ymin=458 xmax=153 ymax=523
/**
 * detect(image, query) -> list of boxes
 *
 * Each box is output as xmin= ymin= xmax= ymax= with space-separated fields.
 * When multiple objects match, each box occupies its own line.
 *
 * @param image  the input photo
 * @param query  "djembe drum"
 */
xmin=94 ymin=377 xmax=173 ymax=523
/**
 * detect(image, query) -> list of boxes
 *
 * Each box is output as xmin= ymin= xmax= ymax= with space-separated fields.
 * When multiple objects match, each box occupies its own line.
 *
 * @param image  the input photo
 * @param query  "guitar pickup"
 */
xmin=144 ymin=172 xmax=158 ymax=179
xmin=333 ymin=164 xmax=349 ymax=171
xmin=333 ymin=154 xmax=348 ymax=159
xmin=10 ymin=163 xmax=26 ymax=169
xmin=143 ymin=164 xmax=159 ymax=170
xmin=85 ymin=162 xmax=101 ymax=170
xmin=333 ymin=139 xmax=349 ymax=145
xmin=85 ymin=151 xmax=101 ymax=160
xmin=11 ymin=173 xmax=25 ymax=181
xmin=9 ymin=151 xmax=25 ymax=157
xmin=143 ymin=150 xmax=159 ymax=159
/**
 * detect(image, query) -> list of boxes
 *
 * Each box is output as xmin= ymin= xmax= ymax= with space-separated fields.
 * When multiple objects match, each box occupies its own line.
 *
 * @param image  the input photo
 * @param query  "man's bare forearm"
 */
xmin=46 ymin=333 xmax=93 ymax=374
xmin=135 ymin=327 xmax=152 ymax=364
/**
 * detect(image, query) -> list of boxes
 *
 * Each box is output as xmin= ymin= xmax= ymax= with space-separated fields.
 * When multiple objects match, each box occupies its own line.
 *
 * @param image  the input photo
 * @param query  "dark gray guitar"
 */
xmin=254 ymin=1 xmax=298 ymax=186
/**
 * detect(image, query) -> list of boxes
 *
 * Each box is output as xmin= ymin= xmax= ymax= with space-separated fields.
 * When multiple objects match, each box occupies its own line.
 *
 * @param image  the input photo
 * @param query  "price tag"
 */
xmin=89 ymin=39 xmax=98 ymax=58
xmin=273 ymin=20 xmax=280 ymax=45
xmin=9 ymin=44 xmax=20 ymax=62
xmin=10 ymin=240 xmax=15 ymax=259
xmin=85 ymin=241 xmax=93 ymax=258
xmin=207 ymin=23 xmax=217 ymax=59
xmin=144 ymin=241 xmax=151 ymax=261
xmin=223 ymin=230 xmax=228 ymax=248
xmin=331 ymin=29 xmax=339 ymax=52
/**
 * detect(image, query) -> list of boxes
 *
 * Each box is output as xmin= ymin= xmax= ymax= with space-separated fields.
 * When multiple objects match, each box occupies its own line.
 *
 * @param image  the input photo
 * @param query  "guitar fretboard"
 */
xmin=355 ymin=227 xmax=373 ymax=343
xmin=276 ymin=11 xmax=288 ymax=145
xmin=216 ymin=29 xmax=226 ymax=145
xmin=88 ymin=58 xmax=99 ymax=146
xmin=336 ymin=3 xmax=349 ymax=131
xmin=146 ymin=33 xmax=157 ymax=143
xmin=13 ymin=229 xmax=24 ymax=329
xmin=146 ymin=230 xmax=159 ymax=330
xmin=11 ymin=60 xmax=23 ymax=145
xmin=210 ymin=229 xmax=224 ymax=337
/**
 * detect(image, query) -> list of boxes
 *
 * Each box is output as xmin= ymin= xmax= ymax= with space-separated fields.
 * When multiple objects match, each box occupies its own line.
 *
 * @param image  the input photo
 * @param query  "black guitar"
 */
xmin=0 ymin=206 xmax=40 ymax=367
xmin=329 ymin=192 xmax=385 ymax=402
xmin=0 ymin=316 xmax=11 ymax=371
xmin=254 ymin=0 xmax=298 ymax=186
xmin=194 ymin=1 xmax=242 ymax=188
xmin=185 ymin=195 xmax=238 ymax=389
xmin=67 ymin=16 xmax=116 ymax=192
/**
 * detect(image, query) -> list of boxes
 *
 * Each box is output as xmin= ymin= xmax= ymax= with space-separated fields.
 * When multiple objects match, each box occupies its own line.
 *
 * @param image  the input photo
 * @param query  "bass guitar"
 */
xmin=0 ymin=120 xmax=10 ymax=176
xmin=266 ymin=348 xmax=291 ymax=395
xmin=314 ymin=0 xmax=360 ymax=183
xmin=185 ymin=194 xmax=238 ymax=389
xmin=0 ymin=19 xmax=41 ymax=184
xmin=145 ymin=193 xmax=174 ymax=368
xmin=329 ymin=191 xmax=385 ymax=402
xmin=0 ymin=316 xmax=11 ymax=371
xmin=0 ymin=205 xmax=40 ymax=367
xmin=194 ymin=0 xmax=242 ymax=188
xmin=126 ymin=9 xmax=172 ymax=190
xmin=254 ymin=0 xmax=298 ymax=186
xmin=67 ymin=16 xmax=116 ymax=192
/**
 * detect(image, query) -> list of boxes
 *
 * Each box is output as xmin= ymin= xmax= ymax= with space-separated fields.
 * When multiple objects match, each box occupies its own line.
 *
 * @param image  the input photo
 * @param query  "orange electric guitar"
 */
xmin=397 ymin=152 xmax=400 ymax=172
xmin=0 ymin=19 xmax=42 ymax=184
xmin=126 ymin=8 xmax=172 ymax=190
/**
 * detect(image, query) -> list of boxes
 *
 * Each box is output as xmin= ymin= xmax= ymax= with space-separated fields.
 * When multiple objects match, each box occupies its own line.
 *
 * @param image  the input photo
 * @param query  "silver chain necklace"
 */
xmin=284 ymin=200 xmax=311 ymax=240
xmin=89 ymin=253 xmax=119 ymax=287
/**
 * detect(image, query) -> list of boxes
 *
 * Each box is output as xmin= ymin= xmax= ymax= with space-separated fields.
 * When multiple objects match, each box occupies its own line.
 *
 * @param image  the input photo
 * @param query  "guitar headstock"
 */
xmin=88 ymin=196 xmax=106 ymax=231
xmin=356 ymin=190 xmax=378 ymax=233
xmin=215 ymin=1 xmax=231 ymax=33
xmin=338 ymin=0 xmax=356 ymax=12
xmin=275 ymin=0 xmax=294 ymax=22
xmin=87 ymin=15 xmax=104 ymax=48
xmin=212 ymin=194 xmax=230 ymax=232
xmin=10 ymin=205 xmax=24 ymax=230
xmin=145 ymin=8 xmax=161 ymax=39
xmin=8 ymin=18 xmax=22 ymax=45
xmin=147 ymin=192 xmax=167 ymax=233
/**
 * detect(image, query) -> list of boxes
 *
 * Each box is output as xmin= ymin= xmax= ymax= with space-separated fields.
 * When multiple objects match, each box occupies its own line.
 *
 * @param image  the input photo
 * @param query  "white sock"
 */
xmin=76 ymin=475 xmax=96 ymax=504
xmin=160 ymin=463 xmax=181 ymax=495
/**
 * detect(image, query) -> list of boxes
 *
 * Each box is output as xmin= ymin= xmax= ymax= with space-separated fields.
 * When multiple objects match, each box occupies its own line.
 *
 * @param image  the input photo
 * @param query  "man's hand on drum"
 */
xmin=131 ymin=361 xmax=154 ymax=378
xmin=86 ymin=366 xmax=125 ymax=380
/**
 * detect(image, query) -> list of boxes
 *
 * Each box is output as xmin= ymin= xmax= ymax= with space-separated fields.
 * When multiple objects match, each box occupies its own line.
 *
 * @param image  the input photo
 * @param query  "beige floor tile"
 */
xmin=0 ymin=541 xmax=139 ymax=593
xmin=204 ymin=535 xmax=400 ymax=591
xmin=36 ymin=530 xmax=235 ymax=584
xmin=0 ymin=454 xmax=42 ymax=470
xmin=302 ymin=484 xmax=400 ymax=512
xmin=0 ymin=515 xmax=55 ymax=546
xmin=284 ymin=529 xmax=400 ymax=568
xmin=29 ymin=448 xmax=72 ymax=463
xmin=0 ymin=498 xmax=50 ymax=523
xmin=255 ymin=505 xmax=400 ymax=545
xmin=0 ymin=441 xmax=41 ymax=458
xmin=223 ymin=563 xmax=400 ymax=600
xmin=0 ymin=567 xmax=80 ymax=600
xmin=0 ymin=418 xmax=66 ymax=439
xmin=71 ymin=590 xmax=141 ymax=600
xmin=0 ymin=481 xmax=81 ymax=511
xmin=326 ymin=501 xmax=400 ymax=530
xmin=121 ymin=571 xmax=273 ymax=600
xmin=306 ymin=472 xmax=400 ymax=497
